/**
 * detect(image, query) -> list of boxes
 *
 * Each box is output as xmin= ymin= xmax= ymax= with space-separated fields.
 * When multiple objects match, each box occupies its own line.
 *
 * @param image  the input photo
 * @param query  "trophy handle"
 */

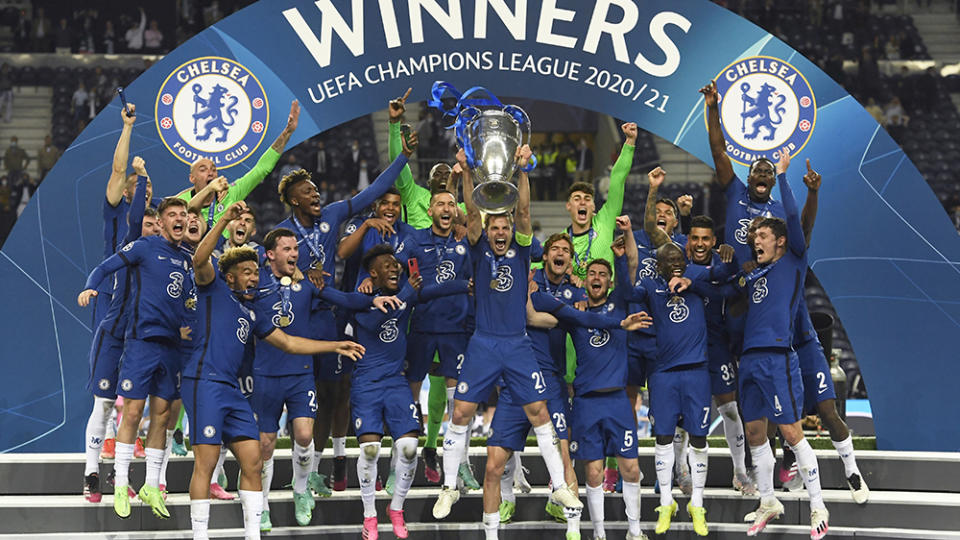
xmin=455 ymin=105 xmax=483 ymax=169
xmin=503 ymin=105 xmax=535 ymax=172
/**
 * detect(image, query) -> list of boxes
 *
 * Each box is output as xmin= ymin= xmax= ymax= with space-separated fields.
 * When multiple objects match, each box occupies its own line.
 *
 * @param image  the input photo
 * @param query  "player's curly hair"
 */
xmin=218 ymin=246 xmax=260 ymax=275
xmin=277 ymin=169 xmax=313 ymax=205
xmin=362 ymin=244 xmax=396 ymax=271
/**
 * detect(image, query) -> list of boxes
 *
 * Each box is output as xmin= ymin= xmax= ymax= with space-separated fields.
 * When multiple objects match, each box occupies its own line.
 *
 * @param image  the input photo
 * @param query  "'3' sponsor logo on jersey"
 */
xmin=589 ymin=329 xmax=610 ymax=347
xmin=667 ymin=295 xmax=689 ymax=323
xmin=167 ymin=272 xmax=184 ymax=298
xmin=237 ymin=318 xmax=250 ymax=344
xmin=752 ymin=277 xmax=769 ymax=304
xmin=734 ymin=218 xmax=753 ymax=244
xmin=436 ymin=260 xmax=456 ymax=283
xmin=638 ymin=257 xmax=658 ymax=279
xmin=493 ymin=265 xmax=514 ymax=292
xmin=379 ymin=319 xmax=400 ymax=343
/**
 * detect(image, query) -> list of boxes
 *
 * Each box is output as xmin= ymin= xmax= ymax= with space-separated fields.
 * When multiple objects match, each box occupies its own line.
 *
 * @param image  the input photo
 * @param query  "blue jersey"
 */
xmin=566 ymin=276 xmax=630 ymax=396
xmin=275 ymin=154 xmax=408 ymax=277
xmin=689 ymin=252 xmax=738 ymax=345
xmin=85 ymin=235 xmax=194 ymax=342
xmin=724 ymin=176 xmax=784 ymax=267
xmin=471 ymin=234 xmax=530 ymax=336
xmin=251 ymin=275 xmax=324 ymax=376
xmin=626 ymin=261 xmax=710 ymax=374
xmin=742 ymin=173 xmax=807 ymax=352
xmin=354 ymin=220 xmax=417 ymax=287
xmin=396 ymin=227 xmax=473 ymax=334
xmin=103 ymin=197 xmax=130 ymax=262
xmin=323 ymin=281 xmax=468 ymax=384
xmin=528 ymin=269 xmax=585 ymax=376
xmin=99 ymin=176 xmax=151 ymax=339
xmin=630 ymin=229 xmax=688 ymax=339
xmin=183 ymin=277 xmax=275 ymax=385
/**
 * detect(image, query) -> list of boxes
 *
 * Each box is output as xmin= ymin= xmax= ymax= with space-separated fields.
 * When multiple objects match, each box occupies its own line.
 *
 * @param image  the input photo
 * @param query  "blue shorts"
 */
xmin=707 ymin=341 xmax=737 ymax=396
xmin=351 ymin=376 xmax=420 ymax=439
xmin=739 ymin=348 xmax=803 ymax=425
xmin=406 ymin=331 xmax=468 ymax=382
xmin=490 ymin=393 xmax=569 ymax=451
xmin=797 ymin=338 xmax=836 ymax=414
xmin=118 ymin=337 xmax=181 ymax=401
xmin=313 ymin=310 xmax=349 ymax=381
xmin=648 ymin=365 xmax=711 ymax=437
xmin=251 ymin=373 xmax=317 ymax=433
xmin=570 ymin=390 xmax=637 ymax=461
xmin=182 ymin=377 xmax=259 ymax=445
xmin=627 ymin=334 xmax=656 ymax=387
xmin=456 ymin=332 xmax=546 ymax=405
xmin=88 ymin=326 xmax=123 ymax=399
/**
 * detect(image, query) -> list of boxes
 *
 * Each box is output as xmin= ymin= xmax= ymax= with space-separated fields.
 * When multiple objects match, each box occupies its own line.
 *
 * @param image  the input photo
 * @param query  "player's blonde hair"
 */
xmin=277 ymin=169 xmax=313 ymax=205
xmin=218 ymin=246 xmax=259 ymax=275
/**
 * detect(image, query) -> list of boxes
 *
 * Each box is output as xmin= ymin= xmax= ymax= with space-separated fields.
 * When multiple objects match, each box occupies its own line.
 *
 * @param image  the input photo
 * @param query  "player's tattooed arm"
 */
xmin=270 ymin=100 xmax=300 ymax=154
xmin=614 ymin=215 xmax=639 ymax=281
xmin=458 ymin=147 xmax=482 ymax=245
xmin=193 ymin=201 xmax=247 ymax=286
xmin=106 ymin=104 xmax=137 ymax=207
xmin=800 ymin=158 xmax=821 ymax=248
xmin=700 ymin=80 xmax=735 ymax=188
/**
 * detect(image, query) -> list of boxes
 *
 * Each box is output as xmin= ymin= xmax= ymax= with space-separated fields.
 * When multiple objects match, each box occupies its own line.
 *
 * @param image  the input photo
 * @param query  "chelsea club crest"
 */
xmin=712 ymin=56 xmax=816 ymax=165
xmin=155 ymin=56 xmax=269 ymax=168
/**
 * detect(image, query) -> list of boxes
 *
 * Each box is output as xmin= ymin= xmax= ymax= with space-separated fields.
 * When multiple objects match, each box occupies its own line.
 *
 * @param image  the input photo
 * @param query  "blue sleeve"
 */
xmin=353 ymin=228 xmax=382 ymax=287
xmin=347 ymin=154 xmax=409 ymax=216
xmin=530 ymin=236 xmax=543 ymax=262
xmin=356 ymin=285 xmax=417 ymax=327
xmin=531 ymin=292 xmax=621 ymax=330
xmin=84 ymin=252 xmax=129 ymax=290
xmin=614 ymin=255 xmax=640 ymax=301
xmin=709 ymin=261 xmax=739 ymax=282
xmin=318 ymin=286 xmax=374 ymax=311
xmin=725 ymin=174 xmax=746 ymax=203
xmin=418 ymin=279 xmax=470 ymax=303
xmin=123 ymin=175 xmax=149 ymax=244
xmin=777 ymin=172 xmax=806 ymax=257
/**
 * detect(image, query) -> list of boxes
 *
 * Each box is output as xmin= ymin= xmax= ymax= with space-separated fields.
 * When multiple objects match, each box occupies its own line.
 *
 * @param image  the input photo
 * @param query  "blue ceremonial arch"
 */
xmin=2 ymin=0 xmax=957 ymax=452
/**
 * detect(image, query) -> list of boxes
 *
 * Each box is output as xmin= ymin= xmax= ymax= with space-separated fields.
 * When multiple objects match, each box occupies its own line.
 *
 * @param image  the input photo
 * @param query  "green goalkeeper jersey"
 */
xmin=389 ymin=121 xmax=465 ymax=228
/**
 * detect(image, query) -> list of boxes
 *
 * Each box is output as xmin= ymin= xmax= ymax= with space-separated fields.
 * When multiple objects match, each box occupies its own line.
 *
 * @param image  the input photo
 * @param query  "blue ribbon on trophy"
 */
xmin=429 ymin=81 xmax=537 ymax=213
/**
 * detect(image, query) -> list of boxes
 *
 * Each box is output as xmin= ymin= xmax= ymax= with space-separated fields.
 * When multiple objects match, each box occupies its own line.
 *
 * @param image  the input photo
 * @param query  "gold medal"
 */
xmin=184 ymin=297 xmax=196 ymax=310
xmin=490 ymin=279 xmax=498 ymax=290
xmin=280 ymin=276 xmax=293 ymax=287
xmin=671 ymin=295 xmax=682 ymax=304
xmin=278 ymin=315 xmax=291 ymax=327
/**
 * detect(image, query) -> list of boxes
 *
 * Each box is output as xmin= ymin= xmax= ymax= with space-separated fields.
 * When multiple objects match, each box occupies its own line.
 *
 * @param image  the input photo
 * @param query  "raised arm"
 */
xmin=186 ymin=176 xmax=228 ymax=214
xmin=614 ymin=215 xmax=638 ymax=282
xmin=800 ymin=158 xmax=821 ymax=248
xmin=596 ymin=122 xmax=636 ymax=224
xmin=347 ymin=136 xmax=416 ymax=215
xmin=515 ymin=145 xmax=532 ymax=236
xmin=775 ymin=150 xmax=806 ymax=257
xmin=123 ymin=158 xmax=149 ymax=244
xmin=643 ymin=167 xmax=671 ymax=248
xmin=700 ymin=81 xmax=735 ymax=188
xmin=458 ymin=148 xmax=482 ymax=245
xmin=227 ymin=101 xmax=299 ymax=202
xmin=105 ymin=105 xmax=136 ymax=206
xmin=194 ymin=201 xmax=246 ymax=286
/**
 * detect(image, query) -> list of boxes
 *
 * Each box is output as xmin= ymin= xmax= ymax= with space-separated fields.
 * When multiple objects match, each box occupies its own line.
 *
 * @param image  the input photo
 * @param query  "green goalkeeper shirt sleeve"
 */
xmin=389 ymin=122 xmax=432 ymax=229
xmin=595 ymin=142 xmax=633 ymax=225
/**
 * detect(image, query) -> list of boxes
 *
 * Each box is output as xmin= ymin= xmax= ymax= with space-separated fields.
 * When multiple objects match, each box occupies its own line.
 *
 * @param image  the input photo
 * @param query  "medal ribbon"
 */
xmin=291 ymin=214 xmax=324 ymax=266
xmin=567 ymin=227 xmax=594 ymax=270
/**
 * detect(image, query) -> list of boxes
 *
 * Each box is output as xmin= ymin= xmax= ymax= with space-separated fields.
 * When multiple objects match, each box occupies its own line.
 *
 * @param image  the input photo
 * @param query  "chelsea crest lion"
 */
xmin=712 ymin=56 xmax=815 ymax=165
xmin=155 ymin=56 xmax=269 ymax=168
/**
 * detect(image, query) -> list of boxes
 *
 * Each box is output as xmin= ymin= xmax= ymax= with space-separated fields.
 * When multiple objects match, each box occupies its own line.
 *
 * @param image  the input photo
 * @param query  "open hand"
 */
xmin=622 ymin=311 xmax=653 ymax=331
xmin=336 ymin=340 xmax=365 ymax=361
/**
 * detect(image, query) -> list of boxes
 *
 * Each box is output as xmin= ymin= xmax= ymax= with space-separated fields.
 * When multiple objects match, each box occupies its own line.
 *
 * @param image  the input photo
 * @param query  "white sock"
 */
xmin=261 ymin=457 xmax=274 ymax=511
xmin=389 ymin=440 xmax=399 ymax=477
xmin=513 ymin=452 xmax=524 ymax=483
xmin=144 ymin=447 xmax=164 ymax=488
xmin=446 ymin=387 xmax=456 ymax=423
xmin=622 ymin=480 xmax=641 ymax=534
xmin=750 ymin=443 xmax=776 ymax=502
xmin=690 ymin=444 xmax=709 ymax=507
xmin=333 ymin=436 xmax=347 ymax=457
xmin=106 ymin=408 xmax=117 ymax=439
xmin=293 ymin=441 xmax=314 ymax=493
xmin=238 ymin=489 xmax=263 ymax=540
xmin=159 ymin=429 xmax=174 ymax=486
xmin=483 ymin=511 xmax=500 ymax=539
xmin=718 ymin=401 xmax=747 ymax=475
xmin=831 ymin=435 xmax=860 ymax=477
xmin=533 ymin=422 xmax=566 ymax=490
xmin=655 ymin=443 xmax=675 ymax=506
xmin=673 ymin=428 xmax=689 ymax=475
xmin=84 ymin=397 xmax=113 ymax=475
xmin=190 ymin=499 xmax=211 ymax=540
xmin=113 ymin=441 xmax=134 ymax=487
xmin=567 ymin=506 xmax=582 ymax=535
xmin=214 ymin=444 xmax=228 ymax=481
xmin=586 ymin=484 xmax=605 ymax=538
xmin=391 ymin=437 xmax=418 ymax=511
xmin=793 ymin=438 xmax=826 ymax=510
xmin=500 ymin=452 xmax=516 ymax=503
xmin=442 ymin=423 xmax=468 ymax=489
xmin=358 ymin=441 xmax=380 ymax=517
xmin=313 ymin=449 xmax=323 ymax=473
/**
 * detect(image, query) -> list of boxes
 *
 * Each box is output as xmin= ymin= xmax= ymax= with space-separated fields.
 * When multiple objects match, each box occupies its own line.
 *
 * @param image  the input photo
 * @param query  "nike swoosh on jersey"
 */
xmin=620 ymin=447 xmax=632 ymax=453
xmin=424 ymin=247 xmax=435 ymax=252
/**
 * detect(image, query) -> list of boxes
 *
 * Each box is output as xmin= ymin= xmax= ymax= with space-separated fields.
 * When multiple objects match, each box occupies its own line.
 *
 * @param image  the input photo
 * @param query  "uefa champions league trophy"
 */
xmin=429 ymin=82 xmax=535 ymax=213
